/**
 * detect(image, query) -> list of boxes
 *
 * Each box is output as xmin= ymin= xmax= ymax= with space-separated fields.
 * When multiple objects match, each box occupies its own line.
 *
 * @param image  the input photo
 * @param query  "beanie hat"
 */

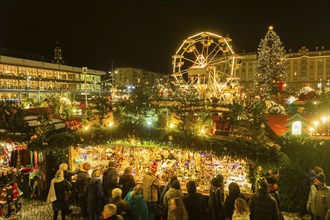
xmin=315 ymin=173 xmax=326 ymax=183
xmin=150 ymin=162 xmax=157 ymax=171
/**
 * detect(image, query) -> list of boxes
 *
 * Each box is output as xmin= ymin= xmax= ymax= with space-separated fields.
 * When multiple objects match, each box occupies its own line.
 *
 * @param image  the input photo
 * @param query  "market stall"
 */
xmin=69 ymin=145 xmax=252 ymax=194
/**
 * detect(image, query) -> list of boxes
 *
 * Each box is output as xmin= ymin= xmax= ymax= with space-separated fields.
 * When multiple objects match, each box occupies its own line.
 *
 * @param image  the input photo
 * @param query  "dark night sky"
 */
xmin=1 ymin=0 xmax=330 ymax=73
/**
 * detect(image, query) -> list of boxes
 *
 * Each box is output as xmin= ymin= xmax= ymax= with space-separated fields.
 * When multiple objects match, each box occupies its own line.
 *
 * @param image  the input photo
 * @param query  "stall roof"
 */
xmin=266 ymin=114 xmax=329 ymax=139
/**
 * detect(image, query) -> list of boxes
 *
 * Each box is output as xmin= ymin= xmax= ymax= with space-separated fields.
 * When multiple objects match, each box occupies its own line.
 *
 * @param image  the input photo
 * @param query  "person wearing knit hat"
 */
xmin=315 ymin=173 xmax=326 ymax=183
xmin=307 ymin=173 xmax=329 ymax=220
xmin=150 ymin=162 xmax=157 ymax=173
xmin=143 ymin=161 xmax=160 ymax=220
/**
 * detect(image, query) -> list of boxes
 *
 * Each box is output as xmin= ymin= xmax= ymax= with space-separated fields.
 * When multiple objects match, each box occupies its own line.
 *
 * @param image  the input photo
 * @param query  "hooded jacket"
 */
xmin=125 ymin=191 xmax=149 ymax=220
xmin=249 ymin=188 xmax=279 ymax=220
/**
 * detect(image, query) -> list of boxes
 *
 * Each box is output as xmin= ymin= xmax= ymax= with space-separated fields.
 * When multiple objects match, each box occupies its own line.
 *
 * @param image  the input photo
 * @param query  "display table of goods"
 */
xmin=70 ymin=145 xmax=252 ymax=194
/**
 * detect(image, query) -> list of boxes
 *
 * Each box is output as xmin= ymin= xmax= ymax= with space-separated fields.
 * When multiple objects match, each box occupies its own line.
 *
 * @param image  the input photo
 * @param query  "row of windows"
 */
xmin=0 ymin=64 xmax=101 ymax=83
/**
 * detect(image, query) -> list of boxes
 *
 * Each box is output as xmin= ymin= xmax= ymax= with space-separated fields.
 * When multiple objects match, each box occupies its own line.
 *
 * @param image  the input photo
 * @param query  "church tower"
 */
xmin=52 ymin=41 xmax=65 ymax=64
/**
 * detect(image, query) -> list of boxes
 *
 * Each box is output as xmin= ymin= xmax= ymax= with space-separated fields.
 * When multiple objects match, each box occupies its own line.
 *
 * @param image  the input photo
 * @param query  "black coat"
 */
xmin=119 ymin=174 xmax=136 ymax=199
xmin=87 ymin=178 xmax=104 ymax=214
xmin=52 ymin=179 xmax=72 ymax=211
xmin=103 ymin=167 xmax=118 ymax=198
xmin=75 ymin=170 xmax=90 ymax=197
xmin=182 ymin=192 xmax=207 ymax=220
xmin=110 ymin=196 xmax=129 ymax=219
xmin=249 ymin=189 xmax=279 ymax=220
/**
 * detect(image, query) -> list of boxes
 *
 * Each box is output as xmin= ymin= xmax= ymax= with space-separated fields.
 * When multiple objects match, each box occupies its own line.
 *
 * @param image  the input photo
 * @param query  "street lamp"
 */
xmin=82 ymin=67 xmax=88 ymax=108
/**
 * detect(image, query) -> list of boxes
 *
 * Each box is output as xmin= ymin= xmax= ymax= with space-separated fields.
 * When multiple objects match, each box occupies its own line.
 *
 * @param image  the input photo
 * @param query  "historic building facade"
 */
xmin=237 ymin=46 xmax=330 ymax=91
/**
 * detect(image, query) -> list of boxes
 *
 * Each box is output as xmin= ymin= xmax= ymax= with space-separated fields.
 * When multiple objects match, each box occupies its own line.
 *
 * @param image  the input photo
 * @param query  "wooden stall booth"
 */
xmin=69 ymin=144 xmax=252 ymax=195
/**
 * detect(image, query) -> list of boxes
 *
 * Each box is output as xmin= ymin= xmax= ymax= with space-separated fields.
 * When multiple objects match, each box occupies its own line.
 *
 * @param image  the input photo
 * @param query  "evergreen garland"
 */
xmin=27 ymin=125 xmax=289 ymax=170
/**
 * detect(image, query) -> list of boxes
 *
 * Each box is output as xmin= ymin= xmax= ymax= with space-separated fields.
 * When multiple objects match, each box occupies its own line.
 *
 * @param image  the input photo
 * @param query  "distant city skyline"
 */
xmin=1 ymin=0 xmax=330 ymax=73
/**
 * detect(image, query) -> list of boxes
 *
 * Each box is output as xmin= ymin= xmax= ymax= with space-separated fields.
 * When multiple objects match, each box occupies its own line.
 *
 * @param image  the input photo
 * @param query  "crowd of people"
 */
xmin=45 ymin=161 xmax=330 ymax=220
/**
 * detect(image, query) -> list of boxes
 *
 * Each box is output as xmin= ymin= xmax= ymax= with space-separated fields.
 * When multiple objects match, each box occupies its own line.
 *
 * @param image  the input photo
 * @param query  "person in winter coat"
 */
xmin=47 ymin=170 xmax=72 ymax=220
xmin=224 ymin=182 xmax=245 ymax=220
xmin=110 ymin=188 xmax=128 ymax=220
xmin=266 ymin=175 xmax=284 ymax=220
xmin=102 ymin=203 xmax=124 ymax=220
xmin=208 ymin=174 xmax=225 ymax=220
xmin=182 ymin=180 xmax=207 ymax=220
xmin=119 ymin=166 xmax=136 ymax=199
xmin=75 ymin=162 xmax=91 ymax=219
xmin=232 ymin=198 xmax=250 ymax=220
xmin=59 ymin=163 xmax=78 ymax=214
xmin=307 ymin=173 xmax=329 ymax=220
xmin=326 ymin=189 xmax=330 ymax=220
xmin=143 ymin=162 xmax=160 ymax=220
xmin=59 ymin=163 xmax=77 ymax=184
xmin=168 ymin=197 xmax=188 ymax=220
xmin=124 ymin=184 xmax=149 ymax=220
xmin=160 ymin=176 xmax=178 ymax=220
xmin=103 ymin=161 xmax=119 ymax=204
xmin=87 ymin=169 xmax=104 ymax=220
xmin=163 ymin=180 xmax=184 ymax=220
xmin=248 ymin=179 xmax=279 ymax=220
xmin=160 ymin=176 xmax=178 ymax=204
xmin=302 ymin=166 xmax=324 ymax=219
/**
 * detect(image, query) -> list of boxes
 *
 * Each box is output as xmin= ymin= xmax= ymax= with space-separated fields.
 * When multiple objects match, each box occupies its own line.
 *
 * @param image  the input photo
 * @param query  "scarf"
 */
xmin=47 ymin=175 xmax=64 ymax=202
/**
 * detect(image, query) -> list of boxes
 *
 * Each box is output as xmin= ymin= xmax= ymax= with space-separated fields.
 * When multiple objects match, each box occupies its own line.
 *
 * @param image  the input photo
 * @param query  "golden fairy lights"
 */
xmin=309 ymin=116 xmax=329 ymax=136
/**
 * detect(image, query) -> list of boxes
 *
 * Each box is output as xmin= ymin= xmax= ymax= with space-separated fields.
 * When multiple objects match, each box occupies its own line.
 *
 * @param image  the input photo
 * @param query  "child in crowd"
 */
xmin=232 ymin=198 xmax=250 ymax=220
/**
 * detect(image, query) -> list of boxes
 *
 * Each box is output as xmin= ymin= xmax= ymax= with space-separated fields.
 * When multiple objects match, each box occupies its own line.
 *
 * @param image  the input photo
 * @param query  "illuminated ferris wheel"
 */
xmin=171 ymin=32 xmax=240 ymax=98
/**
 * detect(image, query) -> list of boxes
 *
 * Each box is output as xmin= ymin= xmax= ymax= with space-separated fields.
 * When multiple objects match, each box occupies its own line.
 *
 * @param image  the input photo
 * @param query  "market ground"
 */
xmin=6 ymin=199 xmax=311 ymax=220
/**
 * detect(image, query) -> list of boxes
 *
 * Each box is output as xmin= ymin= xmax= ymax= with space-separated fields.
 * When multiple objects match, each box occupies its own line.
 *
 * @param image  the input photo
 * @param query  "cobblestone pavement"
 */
xmin=1 ymin=199 xmax=312 ymax=220
xmin=1 ymin=199 xmax=83 ymax=220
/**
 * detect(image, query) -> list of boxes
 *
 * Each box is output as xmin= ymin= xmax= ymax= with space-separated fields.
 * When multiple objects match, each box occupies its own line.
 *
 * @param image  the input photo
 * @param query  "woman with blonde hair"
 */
xmin=124 ymin=184 xmax=149 ymax=220
xmin=47 ymin=170 xmax=72 ymax=220
xmin=232 ymin=198 xmax=250 ymax=220
xmin=168 ymin=197 xmax=188 ymax=220
xmin=110 ymin=188 xmax=128 ymax=219
xmin=102 ymin=203 xmax=124 ymax=220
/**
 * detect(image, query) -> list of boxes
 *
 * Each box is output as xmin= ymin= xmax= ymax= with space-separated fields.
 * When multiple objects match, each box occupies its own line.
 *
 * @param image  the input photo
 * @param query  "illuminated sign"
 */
xmin=292 ymin=121 xmax=302 ymax=135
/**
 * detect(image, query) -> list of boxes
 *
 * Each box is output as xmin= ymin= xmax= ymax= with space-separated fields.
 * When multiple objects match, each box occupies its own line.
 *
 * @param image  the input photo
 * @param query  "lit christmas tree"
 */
xmin=254 ymin=26 xmax=286 ymax=98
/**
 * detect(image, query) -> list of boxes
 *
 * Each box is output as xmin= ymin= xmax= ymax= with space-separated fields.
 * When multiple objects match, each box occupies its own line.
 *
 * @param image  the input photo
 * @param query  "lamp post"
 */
xmin=82 ymin=67 xmax=88 ymax=108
